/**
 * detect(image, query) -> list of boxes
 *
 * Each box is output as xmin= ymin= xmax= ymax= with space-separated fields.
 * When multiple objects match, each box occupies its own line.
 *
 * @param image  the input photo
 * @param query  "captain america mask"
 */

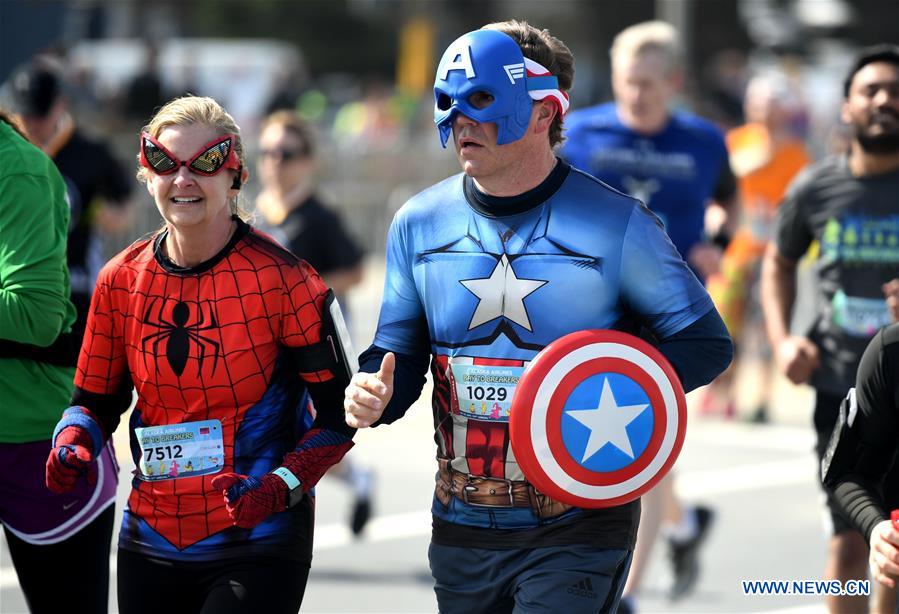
xmin=434 ymin=29 xmax=570 ymax=147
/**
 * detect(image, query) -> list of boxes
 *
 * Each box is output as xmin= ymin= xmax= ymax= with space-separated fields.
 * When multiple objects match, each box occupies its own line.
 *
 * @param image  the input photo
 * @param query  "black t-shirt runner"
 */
xmin=775 ymin=156 xmax=899 ymax=398
xmin=266 ymin=195 xmax=363 ymax=278
xmin=54 ymin=128 xmax=131 ymax=321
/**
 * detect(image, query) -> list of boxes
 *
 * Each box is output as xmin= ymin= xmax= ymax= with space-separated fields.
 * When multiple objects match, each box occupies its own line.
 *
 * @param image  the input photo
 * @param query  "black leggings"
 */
xmin=116 ymin=548 xmax=310 ymax=614
xmin=3 ymin=504 xmax=115 ymax=614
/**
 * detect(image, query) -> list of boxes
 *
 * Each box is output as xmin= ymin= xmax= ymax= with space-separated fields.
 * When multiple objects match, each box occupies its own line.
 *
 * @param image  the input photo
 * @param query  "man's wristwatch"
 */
xmin=271 ymin=467 xmax=304 ymax=508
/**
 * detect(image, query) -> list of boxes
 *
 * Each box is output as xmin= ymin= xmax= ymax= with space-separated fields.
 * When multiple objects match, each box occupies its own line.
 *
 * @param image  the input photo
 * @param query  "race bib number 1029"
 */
xmin=450 ymin=363 xmax=525 ymax=422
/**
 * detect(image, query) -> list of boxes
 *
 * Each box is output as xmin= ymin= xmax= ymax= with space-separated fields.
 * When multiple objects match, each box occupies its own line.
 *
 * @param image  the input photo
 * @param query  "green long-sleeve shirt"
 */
xmin=0 ymin=120 xmax=77 ymax=442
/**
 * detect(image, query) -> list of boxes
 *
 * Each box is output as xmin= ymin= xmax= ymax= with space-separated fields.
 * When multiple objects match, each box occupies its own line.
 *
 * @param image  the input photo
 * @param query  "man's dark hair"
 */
xmin=843 ymin=44 xmax=899 ymax=98
xmin=482 ymin=20 xmax=574 ymax=148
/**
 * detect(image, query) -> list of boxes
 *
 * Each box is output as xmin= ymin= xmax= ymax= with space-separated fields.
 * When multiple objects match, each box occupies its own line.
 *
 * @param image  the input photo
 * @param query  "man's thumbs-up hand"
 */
xmin=344 ymin=352 xmax=395 ymax=428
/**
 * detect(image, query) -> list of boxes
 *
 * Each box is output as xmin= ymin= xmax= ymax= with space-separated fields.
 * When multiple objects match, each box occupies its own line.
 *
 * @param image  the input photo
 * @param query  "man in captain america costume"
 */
xmin=344 ymin=20 xmax=733 ymax=613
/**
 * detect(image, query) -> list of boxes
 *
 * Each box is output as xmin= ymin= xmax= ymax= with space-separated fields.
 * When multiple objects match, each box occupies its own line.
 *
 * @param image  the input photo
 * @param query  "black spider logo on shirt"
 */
xmin=140 ymin=299 xmax=220 ymax=377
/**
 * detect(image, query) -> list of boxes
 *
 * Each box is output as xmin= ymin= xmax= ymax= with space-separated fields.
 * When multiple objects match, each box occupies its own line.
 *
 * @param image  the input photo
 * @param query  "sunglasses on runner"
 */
xmin=259 ymin=147 xmax=307 ymax=163
xmin=140 ymin=132 xmax=242 ymax=176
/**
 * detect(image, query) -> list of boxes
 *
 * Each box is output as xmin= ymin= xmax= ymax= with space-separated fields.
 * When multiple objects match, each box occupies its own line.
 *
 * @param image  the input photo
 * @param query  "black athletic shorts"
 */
xmin=117 ymin=548 xmax=311 ymax=614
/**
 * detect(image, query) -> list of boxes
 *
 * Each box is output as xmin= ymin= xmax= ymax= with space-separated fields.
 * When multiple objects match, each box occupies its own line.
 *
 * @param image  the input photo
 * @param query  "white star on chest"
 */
xmin=566 ymin=377 xmax=648 ymax=462
xmin=460 ymin=254 xmax=547 ymax=331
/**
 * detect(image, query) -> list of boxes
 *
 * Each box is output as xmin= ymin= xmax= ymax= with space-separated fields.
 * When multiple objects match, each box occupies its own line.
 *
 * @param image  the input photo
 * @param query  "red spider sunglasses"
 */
xmin=139 ymin=132 xmax=242 ymax=176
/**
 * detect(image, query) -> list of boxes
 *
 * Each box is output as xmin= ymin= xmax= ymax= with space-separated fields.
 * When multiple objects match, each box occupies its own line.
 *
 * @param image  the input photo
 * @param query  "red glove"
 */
xmin=46 ymin=426 xmax=97 ymax=493
xmin=211 ymin=473 xmax=289 ymax=529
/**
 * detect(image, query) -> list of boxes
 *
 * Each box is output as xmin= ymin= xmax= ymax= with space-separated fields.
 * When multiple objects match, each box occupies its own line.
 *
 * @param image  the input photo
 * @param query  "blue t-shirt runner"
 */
xmin=561 ymin=102 xmax=736 ymax=267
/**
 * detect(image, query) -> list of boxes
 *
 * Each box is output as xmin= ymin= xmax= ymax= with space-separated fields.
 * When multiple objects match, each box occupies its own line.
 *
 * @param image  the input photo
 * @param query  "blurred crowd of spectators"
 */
xmin=0 ymin=33 xmax=856 ymax=264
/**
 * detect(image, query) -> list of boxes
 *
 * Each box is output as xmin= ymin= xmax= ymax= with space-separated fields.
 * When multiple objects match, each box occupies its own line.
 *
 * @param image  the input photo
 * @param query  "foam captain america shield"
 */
xmin=509 ymin=329 xmax=686 ymax=508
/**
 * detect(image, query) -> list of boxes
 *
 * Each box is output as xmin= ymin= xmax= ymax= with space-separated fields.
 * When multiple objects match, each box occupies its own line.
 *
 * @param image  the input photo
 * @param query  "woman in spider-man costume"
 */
xmin=44 ymin=96 xmax=356 ymax=614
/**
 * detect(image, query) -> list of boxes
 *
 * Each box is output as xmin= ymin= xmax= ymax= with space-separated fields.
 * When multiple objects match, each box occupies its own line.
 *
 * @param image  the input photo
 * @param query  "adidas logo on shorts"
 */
xmin=566 ymin=577 xmax=597 ymax=599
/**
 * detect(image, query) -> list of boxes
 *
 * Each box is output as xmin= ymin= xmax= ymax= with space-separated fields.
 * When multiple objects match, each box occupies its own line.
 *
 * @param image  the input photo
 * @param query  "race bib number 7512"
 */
xmin=135 ymin=419 xmax=224 ymax=481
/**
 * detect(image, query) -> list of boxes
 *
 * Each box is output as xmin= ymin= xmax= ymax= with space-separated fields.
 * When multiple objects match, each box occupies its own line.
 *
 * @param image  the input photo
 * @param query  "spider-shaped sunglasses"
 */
xmin=139 ymin=132 xmax=242 ymax=176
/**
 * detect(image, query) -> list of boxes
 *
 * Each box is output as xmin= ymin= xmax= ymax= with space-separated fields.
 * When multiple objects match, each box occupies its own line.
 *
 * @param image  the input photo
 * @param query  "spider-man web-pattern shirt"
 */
xmin=75 ymin=220 xmax=338 ymax=562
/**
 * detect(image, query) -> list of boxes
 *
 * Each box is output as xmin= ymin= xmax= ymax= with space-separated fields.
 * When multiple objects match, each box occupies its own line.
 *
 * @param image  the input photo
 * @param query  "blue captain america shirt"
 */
xmin=560 ymin=102 xmax=734 ymax=262
xmin=372 ymin=160 xmax=715 ymax=541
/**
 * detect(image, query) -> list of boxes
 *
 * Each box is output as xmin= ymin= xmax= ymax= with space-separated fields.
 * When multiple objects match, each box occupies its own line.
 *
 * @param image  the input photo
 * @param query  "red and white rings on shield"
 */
xmin=510 ymin=330 xmax=686 ymax=508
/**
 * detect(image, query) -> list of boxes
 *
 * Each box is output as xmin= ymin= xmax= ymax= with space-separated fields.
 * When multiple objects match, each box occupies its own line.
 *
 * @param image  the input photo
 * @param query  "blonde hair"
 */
xmin=482 ymin=20 xmax=574 ymax=147
xmin=610 ymin=21 xmax=683 ymax=76
xmin=0 ymin=108 xmax=29 ymax=140
xmin=137 ymin=96 xmax=251 ymax=221
xmin=261 ymin=110 xmax=316 ymax=158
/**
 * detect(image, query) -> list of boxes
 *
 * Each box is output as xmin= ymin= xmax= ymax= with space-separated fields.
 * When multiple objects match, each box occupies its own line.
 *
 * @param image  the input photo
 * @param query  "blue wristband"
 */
xmin=270 ymin=467 xmax=302 ymax=491
xmin=52 ymin=407 xmax=105 ymax=456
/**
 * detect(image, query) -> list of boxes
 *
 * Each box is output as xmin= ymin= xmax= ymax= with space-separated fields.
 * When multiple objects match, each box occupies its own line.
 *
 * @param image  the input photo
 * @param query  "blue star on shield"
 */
xmin=561 ymin=373 xmax=654 ymax=472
